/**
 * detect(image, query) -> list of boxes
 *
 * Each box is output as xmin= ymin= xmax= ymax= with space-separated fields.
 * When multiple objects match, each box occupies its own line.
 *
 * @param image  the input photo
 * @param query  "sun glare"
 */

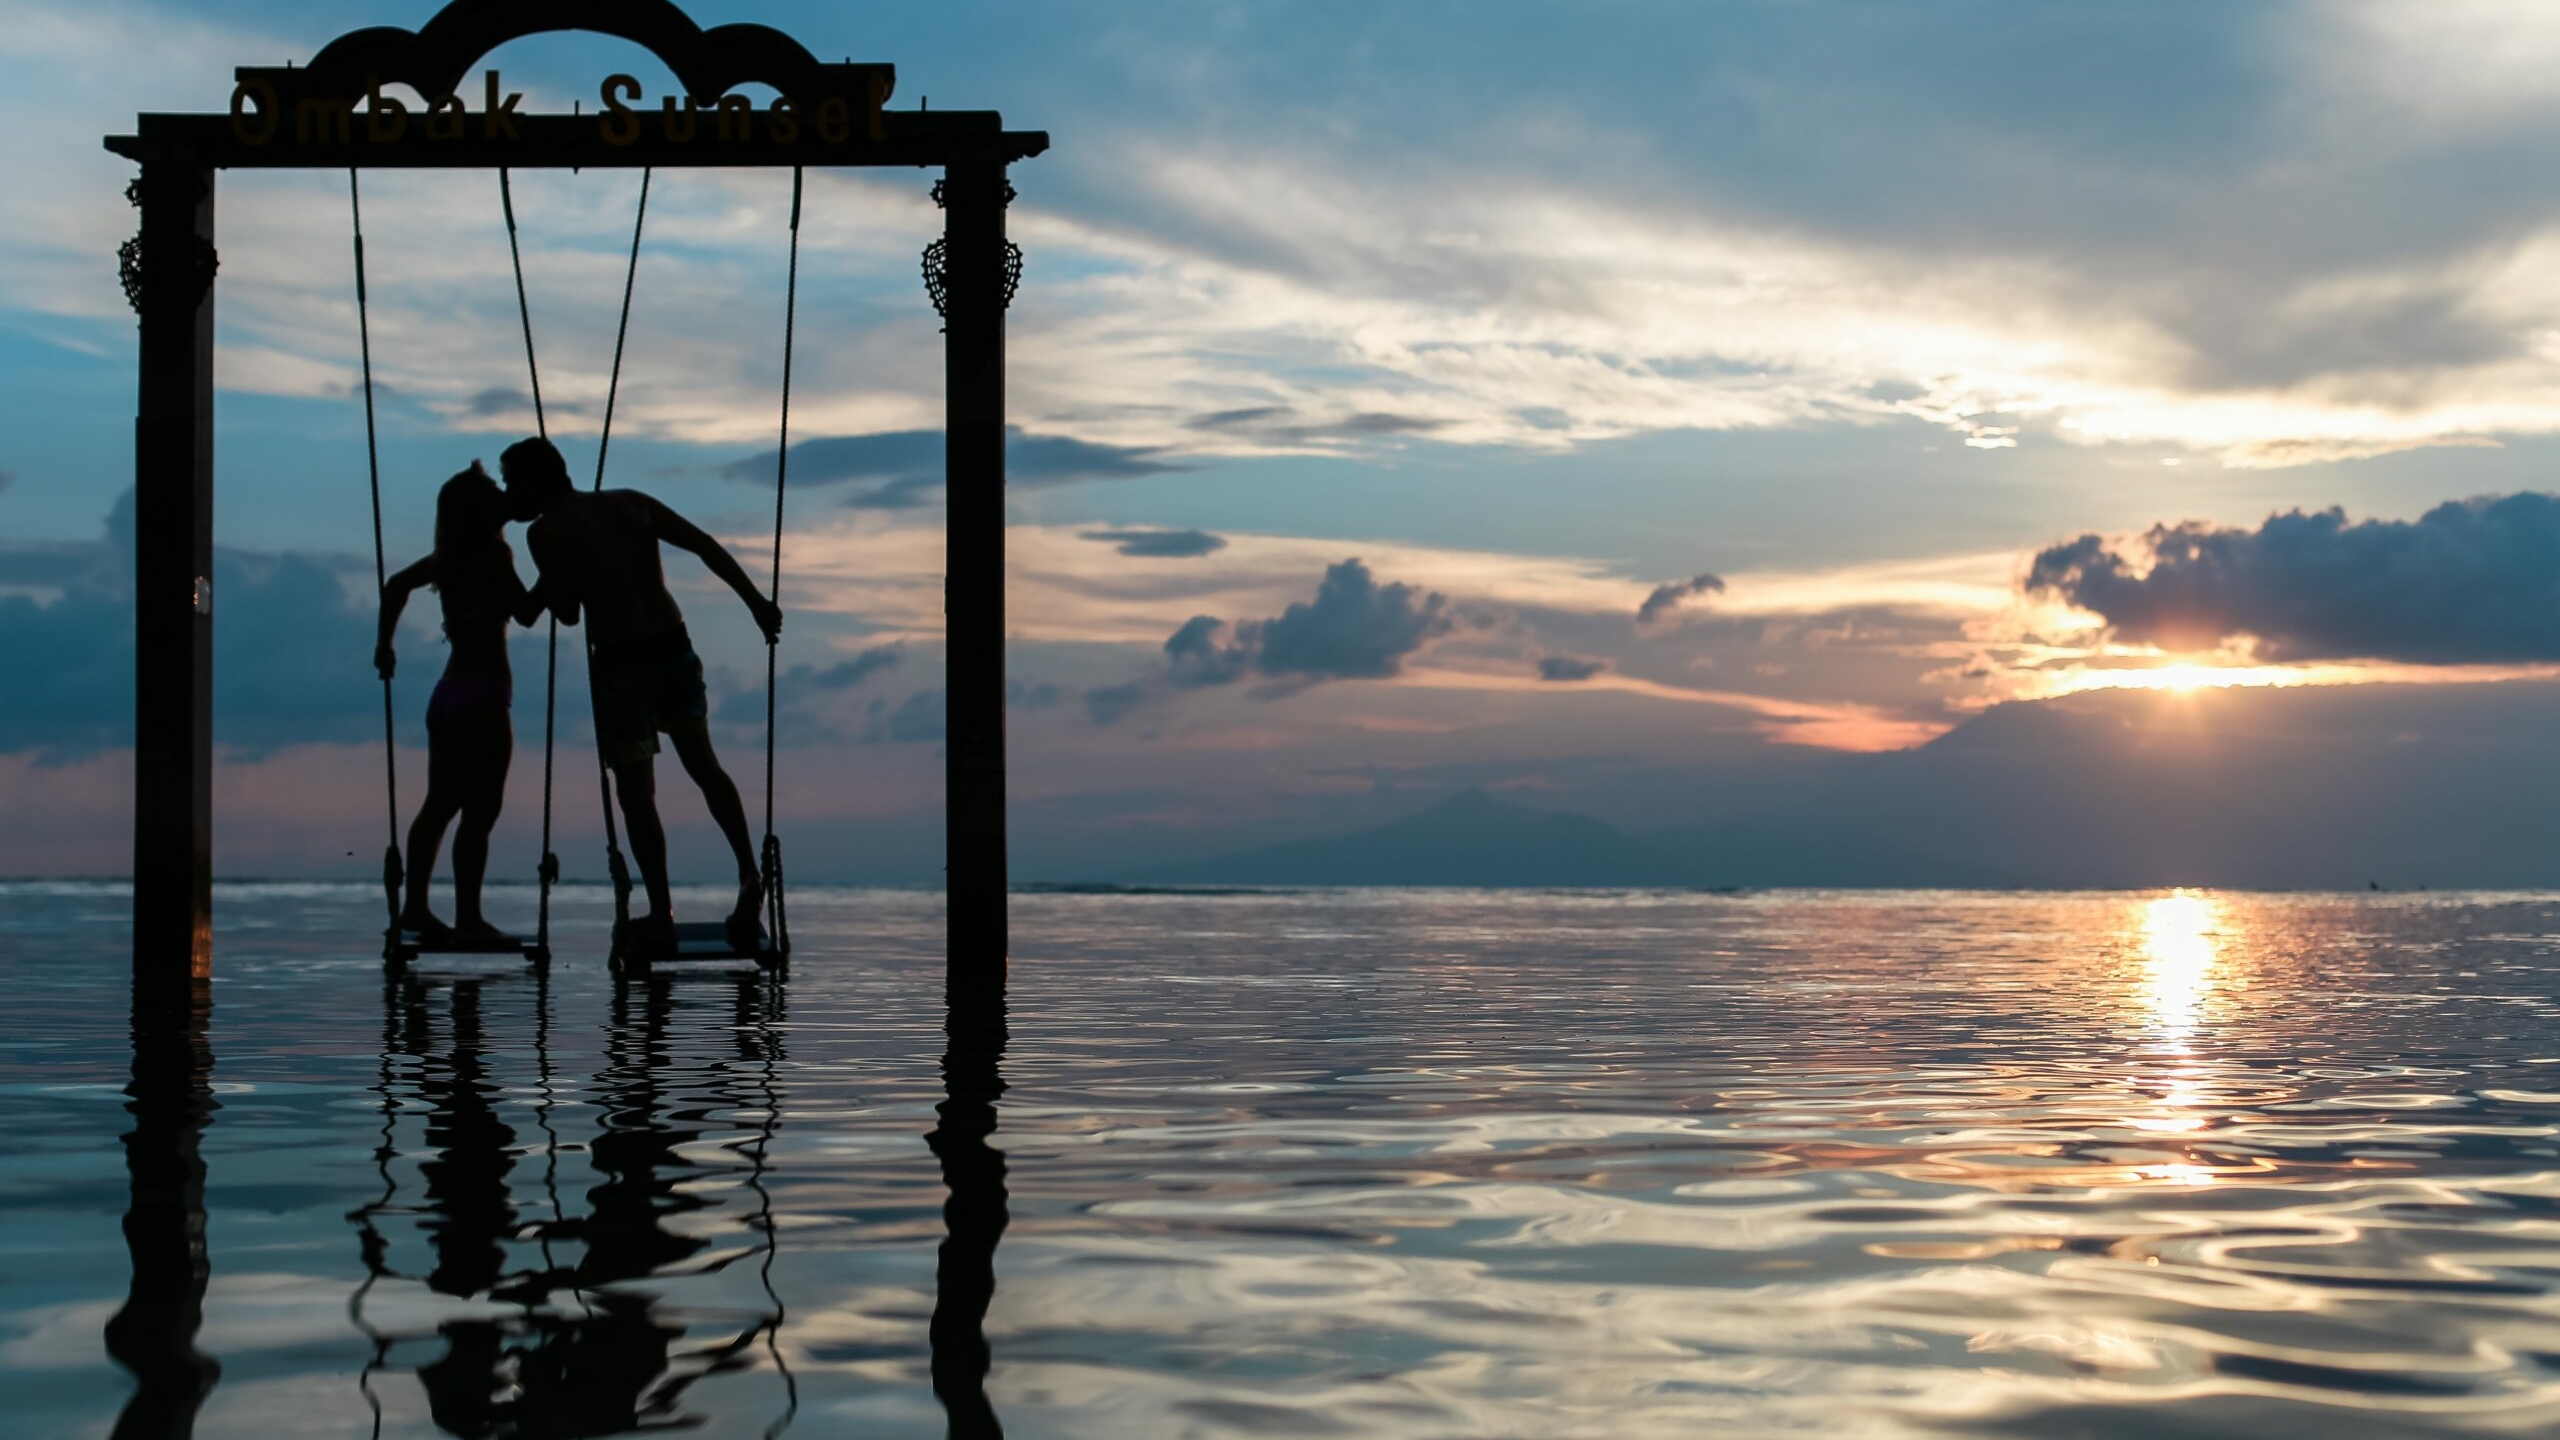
xmin=2139 ymin=890 xmax=2220 ymax=1038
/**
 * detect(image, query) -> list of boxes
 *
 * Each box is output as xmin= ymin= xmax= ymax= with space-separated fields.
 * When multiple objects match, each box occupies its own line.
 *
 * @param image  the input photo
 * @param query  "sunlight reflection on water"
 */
xmin=8 ymin=884 xmax=2560 ymax=1437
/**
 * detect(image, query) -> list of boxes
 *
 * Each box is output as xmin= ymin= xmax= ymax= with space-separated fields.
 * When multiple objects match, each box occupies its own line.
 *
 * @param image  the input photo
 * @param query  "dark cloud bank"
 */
xmin=724 ymin=428 xmax=1178 ymax=509
xmin=1537 ymin=655 xmax=1607 ymax=682
xmin=0 ymin=490 xmax=627 ymax=763
xmin=0 ymin=490 xmax=404 ymax=756
xmin=1080 ymin=527 xmax=1228 ymax=559
xmin=2030 ymin=493 xmax=2560 ymax=662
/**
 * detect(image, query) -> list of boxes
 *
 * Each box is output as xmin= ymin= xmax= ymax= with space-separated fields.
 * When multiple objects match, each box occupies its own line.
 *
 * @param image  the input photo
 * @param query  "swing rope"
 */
xmin=761 ymin=168 xmax=803 ymax=958
xmin=503 ymin=167 xmax=653 ymax=948
xmin=351 ymin=170 xmax=402 ymax=937
xmin=588 ymin=168 xmax=652 ymax=938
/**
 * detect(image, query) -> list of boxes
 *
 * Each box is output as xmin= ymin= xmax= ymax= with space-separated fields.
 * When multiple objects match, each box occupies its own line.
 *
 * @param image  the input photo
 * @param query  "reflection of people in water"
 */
xmin=376 ymin=463 xmax=546 ymax=945
xmin=106 ymin=977 xmax=221 ymax=1437
xmin=352 ymin=969 xmax=791 ymax=1437
xmin=931 ymin=1003 xmax=1011 ymax=1440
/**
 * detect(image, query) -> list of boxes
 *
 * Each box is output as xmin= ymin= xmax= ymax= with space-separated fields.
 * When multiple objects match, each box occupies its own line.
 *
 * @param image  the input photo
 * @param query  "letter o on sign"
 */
xmin=231 ymin=79 xmax=279 ymax=146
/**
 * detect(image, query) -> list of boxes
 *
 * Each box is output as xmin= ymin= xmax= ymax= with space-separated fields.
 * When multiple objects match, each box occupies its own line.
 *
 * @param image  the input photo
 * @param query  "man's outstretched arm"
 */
xmin=641 ymin=495 xmax=783 ymax=642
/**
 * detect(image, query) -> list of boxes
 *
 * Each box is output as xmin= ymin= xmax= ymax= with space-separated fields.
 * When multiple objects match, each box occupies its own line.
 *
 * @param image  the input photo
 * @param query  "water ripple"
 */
xmin=9 ymin=885 xmax=2560 ymax=1435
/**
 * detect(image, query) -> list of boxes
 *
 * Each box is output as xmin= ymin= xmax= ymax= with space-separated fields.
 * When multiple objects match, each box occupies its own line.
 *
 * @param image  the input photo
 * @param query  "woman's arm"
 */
xmin=507 ymin=561 xmax=545 ymax=628
xmin=376 ymin=555 xmax=434 ymax=678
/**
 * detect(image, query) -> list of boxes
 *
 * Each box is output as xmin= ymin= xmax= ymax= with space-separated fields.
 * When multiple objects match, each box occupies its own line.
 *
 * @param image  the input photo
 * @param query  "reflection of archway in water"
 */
xmin=930 ymin=1000 xmax=1010 ymax=1440
xmin=107 ymin=976 xmax=221 ymax=1438
xmin=346 ymin=968 xmax=795 ymax=1437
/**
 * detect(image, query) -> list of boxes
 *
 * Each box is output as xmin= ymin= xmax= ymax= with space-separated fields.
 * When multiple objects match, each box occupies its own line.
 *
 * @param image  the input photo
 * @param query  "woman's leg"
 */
xmin=403 ymin=712 xmax=463 ymax=930
xmin=450 ymin=709 xmax=514 ymax=936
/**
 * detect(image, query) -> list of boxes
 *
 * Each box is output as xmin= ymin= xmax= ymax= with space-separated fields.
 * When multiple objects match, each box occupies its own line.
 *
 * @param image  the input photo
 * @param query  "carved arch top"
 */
xmin=239 ymin=0 xmax=890 ymax=109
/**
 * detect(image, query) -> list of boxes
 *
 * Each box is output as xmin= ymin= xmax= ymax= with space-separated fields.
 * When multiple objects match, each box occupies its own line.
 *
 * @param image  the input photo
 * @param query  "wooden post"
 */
xmin=941 ymin=163 xmax=1011 ymax=1005
xmin=129 ymin=164 xmax=217 ymax=981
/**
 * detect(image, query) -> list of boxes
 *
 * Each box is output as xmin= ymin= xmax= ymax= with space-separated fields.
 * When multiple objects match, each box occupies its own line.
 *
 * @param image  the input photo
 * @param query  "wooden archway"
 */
xmin=107 ymin=0 xmax=1043 ymax=1000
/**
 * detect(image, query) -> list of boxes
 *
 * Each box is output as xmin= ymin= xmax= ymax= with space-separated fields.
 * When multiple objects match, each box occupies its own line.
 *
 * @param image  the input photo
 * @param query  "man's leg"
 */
xmin=610 ymin=757 xmax=673 ymax=926
xmin=669 ymin=730 xmax=763 ymax=935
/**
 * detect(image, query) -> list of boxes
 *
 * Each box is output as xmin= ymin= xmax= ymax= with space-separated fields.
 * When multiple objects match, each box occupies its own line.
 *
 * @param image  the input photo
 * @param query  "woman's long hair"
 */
xmin=430 ymin=463 xmax=513 ymax=620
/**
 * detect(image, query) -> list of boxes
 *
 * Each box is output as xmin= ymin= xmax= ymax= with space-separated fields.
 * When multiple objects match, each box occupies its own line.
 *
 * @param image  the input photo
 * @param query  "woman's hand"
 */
xmin=374 ymin=641 xmax=397 ymax=680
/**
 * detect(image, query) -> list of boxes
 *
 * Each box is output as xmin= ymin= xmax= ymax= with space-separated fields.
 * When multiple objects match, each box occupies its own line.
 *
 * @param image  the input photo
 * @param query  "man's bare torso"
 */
xmin=528 ymin=490 xmax=686 ymax=645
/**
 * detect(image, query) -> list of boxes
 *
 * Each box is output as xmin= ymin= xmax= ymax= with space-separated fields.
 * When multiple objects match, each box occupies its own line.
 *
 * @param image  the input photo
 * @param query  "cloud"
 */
xmin=0 ymin=489 xmax=390 ymax=757
xmin=2026 ymin=493 xmax=2560 ymax=663
xmin=1185 ymin=407 xmax=1450 ymax=448
xmin=1250 ymin=559 xmax=1454 ymax=681
xmin=1083 ymin=681 xmax=1150 ymax=727
xmin=1537 ymin=654 xmax=1607 ymax=682
xmin=863 ymin=688 xmax=946 ymax=744
xmin=1080 ymin=527 xmax=1229 ymax=559
xmin=813 ymin=643 xmax=905 ymax=689
xmin=35 ymin=3 xmax=2560 ymax=483
xmin=1637 ymin=573 xmax=1726 ymax=628
xmin=1087 ymin=560 xmax=1457 ymax=722
xmin=725 ymin=428 xmax=1180 ymax=508
xmin=715 ymin=643 xmax=904 ymax=735
xmin=1164 ymin=613 xmax=1254 ymax=688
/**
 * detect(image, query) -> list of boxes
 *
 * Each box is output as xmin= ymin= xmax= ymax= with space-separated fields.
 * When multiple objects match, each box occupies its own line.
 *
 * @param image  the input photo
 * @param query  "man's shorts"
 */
xmin=590 ymin=625 xmax=710 ymax=769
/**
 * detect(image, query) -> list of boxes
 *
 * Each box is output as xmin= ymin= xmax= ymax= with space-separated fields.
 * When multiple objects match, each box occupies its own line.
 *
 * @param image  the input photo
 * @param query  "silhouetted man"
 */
xmin=502 ymin=437 xmax=781 ymax=951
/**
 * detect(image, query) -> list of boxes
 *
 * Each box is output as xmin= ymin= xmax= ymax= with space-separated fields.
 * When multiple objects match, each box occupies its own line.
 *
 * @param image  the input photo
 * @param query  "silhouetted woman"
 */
xmin=377 ymin=463 xmax=543 ymax=944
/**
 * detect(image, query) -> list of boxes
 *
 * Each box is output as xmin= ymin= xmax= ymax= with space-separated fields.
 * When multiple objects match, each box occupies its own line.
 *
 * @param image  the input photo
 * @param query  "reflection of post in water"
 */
xmin=106 ymin=975 xmax=220 ymax=1440
xmin=930 ymin=997 xmax=1010 ymax=1440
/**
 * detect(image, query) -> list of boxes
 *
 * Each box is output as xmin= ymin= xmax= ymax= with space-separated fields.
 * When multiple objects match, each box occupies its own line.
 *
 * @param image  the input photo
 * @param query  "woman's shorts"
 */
xmin=426 ymin=675 xmax=512 ymax=735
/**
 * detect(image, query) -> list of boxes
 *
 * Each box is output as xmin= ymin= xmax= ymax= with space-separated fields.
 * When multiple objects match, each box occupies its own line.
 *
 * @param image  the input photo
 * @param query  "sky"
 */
xmin=9 ymin=0 xmax=2560 ymax=883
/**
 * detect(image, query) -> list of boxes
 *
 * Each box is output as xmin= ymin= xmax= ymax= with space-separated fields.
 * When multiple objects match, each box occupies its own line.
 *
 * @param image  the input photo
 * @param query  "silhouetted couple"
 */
xmin=376 ymin=438 xmax=781 ymax=952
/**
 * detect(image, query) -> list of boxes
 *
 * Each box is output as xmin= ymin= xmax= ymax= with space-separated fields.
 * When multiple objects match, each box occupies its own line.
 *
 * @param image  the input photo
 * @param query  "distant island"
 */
xmin=1132 ymin=786 xmax=1991 ymax=889
xmin=1028 ymin=682 xmax=2560 ymax=891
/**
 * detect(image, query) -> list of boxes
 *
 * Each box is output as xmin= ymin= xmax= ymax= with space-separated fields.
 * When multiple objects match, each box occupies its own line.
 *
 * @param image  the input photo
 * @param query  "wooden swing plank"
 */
xmin=385 ymin=927 xmax=547 ymax=964
xmin=614 ymin=920 xmax=785 ymax=971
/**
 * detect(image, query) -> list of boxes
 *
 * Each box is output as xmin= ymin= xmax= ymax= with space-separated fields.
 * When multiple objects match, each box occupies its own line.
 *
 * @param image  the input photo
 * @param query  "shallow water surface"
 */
xmin=9 ymin=884 xmax=2560 ymax=1437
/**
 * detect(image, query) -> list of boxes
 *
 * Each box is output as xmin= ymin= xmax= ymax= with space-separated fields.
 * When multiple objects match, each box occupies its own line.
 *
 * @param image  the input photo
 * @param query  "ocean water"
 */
xmin=8 ymin=884 xmax=2560 ymax=1438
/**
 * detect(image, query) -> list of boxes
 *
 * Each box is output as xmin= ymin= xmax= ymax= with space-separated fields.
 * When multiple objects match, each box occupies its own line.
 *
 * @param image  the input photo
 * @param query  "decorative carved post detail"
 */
xmin=935 ymin=164 xmax=1014 ymax=1007
xmin=128 ymin=164 xmax=218 ymax=981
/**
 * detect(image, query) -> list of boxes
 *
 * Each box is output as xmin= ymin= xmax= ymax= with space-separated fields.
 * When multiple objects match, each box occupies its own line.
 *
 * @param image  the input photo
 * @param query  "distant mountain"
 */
xmin=1125 ymin=680 xmax=2560 ymax=890
xmin=1146 ymin=786 xmax=1992 ymax=889
xmin=1642 ymin=822 xmax=2000 ymax=889
xmin=1147 ymin=788 xmax=1687 ymax=887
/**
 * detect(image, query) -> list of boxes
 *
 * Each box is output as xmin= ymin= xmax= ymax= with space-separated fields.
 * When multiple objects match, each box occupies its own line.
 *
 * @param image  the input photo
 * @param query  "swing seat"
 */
xmin=385 ymin=925 xmax=549 ymax=966
xmin=610 ymin=919 xmax=786 ymax=973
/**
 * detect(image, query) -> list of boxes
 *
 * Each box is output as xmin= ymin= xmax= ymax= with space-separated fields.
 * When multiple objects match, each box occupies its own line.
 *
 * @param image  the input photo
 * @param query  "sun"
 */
xmin=2151 ymin=664 xmax=2217 ymax=693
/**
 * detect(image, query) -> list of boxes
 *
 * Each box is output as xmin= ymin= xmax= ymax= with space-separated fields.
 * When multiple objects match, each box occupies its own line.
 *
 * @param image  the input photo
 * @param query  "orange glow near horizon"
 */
xmin=2018 ymin=658 xmax=2560 ymax=701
